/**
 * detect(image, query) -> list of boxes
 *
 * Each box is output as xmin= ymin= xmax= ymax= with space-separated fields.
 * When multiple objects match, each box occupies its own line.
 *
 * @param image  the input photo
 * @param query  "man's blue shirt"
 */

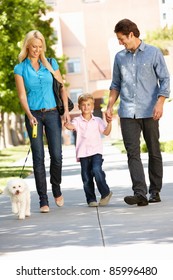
xmin=110 ymin=41 xmax=170 ymax=118
xmin=14 ymin=58 xmax=59 ymax=110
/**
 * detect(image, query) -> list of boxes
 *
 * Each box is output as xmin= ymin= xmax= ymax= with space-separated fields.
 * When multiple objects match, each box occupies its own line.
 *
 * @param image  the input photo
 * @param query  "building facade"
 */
xmin=45 ymin=0 xmax=173 ymax=141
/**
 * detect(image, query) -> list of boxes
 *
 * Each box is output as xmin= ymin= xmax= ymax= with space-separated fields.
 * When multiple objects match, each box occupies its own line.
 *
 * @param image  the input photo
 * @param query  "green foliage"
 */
xmin=0 ymin=0 xmax=67 ymax=114
xmin=144 ymin=25 xmax=173 ymax=55
xmin=113 ymin=140 xmax=173 ymax=154
xmin=0 ymin=145 xmax=33 ymax=187
xmin=160 ymin=141 xmax=173 ymax=153
xmin=141 ymin=141 xmax=173 ymax=153
xmin=140 ymin=142 xmax=148 ymax=153
xmin=100 ymin=90 xmax=120 ymax=115
xmin=57 ymin=54 xmax=69 ymax=78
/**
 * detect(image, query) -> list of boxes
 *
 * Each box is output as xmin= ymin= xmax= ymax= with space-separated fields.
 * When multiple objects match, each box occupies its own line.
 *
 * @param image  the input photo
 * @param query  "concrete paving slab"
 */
xmin=0 ymin=142 xmax=173 ymax=275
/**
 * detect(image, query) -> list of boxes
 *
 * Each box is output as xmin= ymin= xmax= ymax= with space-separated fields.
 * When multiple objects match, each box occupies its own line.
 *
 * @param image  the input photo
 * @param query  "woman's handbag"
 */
xmin=49 ymin=58 xmax=74 ymax=115
xmin=52 ymin=76 xmax=74 ymax=115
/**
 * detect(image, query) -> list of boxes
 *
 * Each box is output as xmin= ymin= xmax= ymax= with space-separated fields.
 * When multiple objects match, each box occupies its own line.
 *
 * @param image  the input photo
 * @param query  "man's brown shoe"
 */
xmin=124 ymin=194 xmax=148 ymax=206
xmin=149 ymin=192 xmax=161 ymax=203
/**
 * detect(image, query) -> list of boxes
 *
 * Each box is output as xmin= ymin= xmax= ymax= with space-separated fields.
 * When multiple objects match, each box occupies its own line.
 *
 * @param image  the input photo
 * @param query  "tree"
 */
xmin=0 ymin=0 xmax=67 ymax=148
xmin=100 ymin=90 xmax=120 ymax=115
xmin=144 ymin=25 xmax=173 ymax=55
xmin=0 ymin=0 xmax=66 ymax=113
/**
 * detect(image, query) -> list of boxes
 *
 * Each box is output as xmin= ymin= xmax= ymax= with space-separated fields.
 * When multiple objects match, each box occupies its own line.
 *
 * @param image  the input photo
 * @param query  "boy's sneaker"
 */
xmin=99 ymin=191 xmax=113 ymax=206
xmin=88 ymin=201 xmax=98 ymax=207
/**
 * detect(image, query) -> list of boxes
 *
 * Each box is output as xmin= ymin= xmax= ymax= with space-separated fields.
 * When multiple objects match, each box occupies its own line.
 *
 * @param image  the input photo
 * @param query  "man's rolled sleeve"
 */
xmin=109 ymin=55 xmax=121 ymax=92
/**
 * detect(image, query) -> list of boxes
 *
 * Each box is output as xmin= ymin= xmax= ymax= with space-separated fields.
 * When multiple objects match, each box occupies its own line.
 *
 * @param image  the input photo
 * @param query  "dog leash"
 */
xmin=20 ymin=147 xmax=31 ymax=178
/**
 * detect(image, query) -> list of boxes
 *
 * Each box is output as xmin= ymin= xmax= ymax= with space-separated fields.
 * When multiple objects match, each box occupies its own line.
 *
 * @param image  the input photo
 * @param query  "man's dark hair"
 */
xmin=114 ymin=19 xmax=140 ymax=37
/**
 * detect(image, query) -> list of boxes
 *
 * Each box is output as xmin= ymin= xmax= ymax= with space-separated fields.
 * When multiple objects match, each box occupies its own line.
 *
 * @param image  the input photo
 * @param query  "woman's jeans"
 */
xmin=120 ymin=118 xmax=163 ymax=197
xmin=80 ymin=154 xmax=110 ymax=204
xmin=25 ymin=109 xmax=62 ymax=207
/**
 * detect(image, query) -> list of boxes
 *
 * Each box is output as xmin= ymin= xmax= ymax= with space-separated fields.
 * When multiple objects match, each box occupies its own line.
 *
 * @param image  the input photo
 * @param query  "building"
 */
xmin=45 ymin=0 xmax=173 ymax=142
xmin=159 ymin=0 xmax=173 ymax=28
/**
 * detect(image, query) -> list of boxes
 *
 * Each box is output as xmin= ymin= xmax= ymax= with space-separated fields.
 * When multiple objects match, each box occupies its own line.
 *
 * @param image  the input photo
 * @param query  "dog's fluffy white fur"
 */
xmin=4 ymin=178 xmax=31 ymax=220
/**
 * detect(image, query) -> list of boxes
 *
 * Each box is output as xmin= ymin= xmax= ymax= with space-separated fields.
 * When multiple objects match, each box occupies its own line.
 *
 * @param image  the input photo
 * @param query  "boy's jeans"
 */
xmin=80 ymin=154 xmax=110 ymax=204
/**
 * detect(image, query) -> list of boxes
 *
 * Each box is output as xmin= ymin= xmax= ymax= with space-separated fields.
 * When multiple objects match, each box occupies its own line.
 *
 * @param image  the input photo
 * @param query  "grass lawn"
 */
xmin=0 ymin=145 xmax=33 ymax=190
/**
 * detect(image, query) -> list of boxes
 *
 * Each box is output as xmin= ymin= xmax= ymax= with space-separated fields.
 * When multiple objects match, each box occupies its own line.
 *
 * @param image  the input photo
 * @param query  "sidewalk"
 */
xmin=0 ymin=141 xmax=173 ymax=262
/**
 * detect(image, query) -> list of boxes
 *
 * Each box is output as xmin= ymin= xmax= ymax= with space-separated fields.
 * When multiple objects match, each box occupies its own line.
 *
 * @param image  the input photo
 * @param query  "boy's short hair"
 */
xmin=78 ymin=94 xmax=95 ymax=105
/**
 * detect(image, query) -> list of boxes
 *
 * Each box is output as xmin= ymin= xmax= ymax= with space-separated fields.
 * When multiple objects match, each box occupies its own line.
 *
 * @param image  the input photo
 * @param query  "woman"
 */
xmin=14 ymin=30 xmax=70 ymax=213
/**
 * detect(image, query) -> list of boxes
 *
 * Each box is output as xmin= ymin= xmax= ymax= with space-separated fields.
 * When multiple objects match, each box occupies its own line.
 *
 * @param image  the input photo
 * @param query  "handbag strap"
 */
xmin=47 ymin=57 xmax=55 ymax=75
xmin=48 ymin=58 xmax=62 ymax=85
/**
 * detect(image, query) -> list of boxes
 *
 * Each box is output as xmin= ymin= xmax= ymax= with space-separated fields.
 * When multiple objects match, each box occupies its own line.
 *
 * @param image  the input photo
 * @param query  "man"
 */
xmin=106 ymin=19 xmax=170 ymax=206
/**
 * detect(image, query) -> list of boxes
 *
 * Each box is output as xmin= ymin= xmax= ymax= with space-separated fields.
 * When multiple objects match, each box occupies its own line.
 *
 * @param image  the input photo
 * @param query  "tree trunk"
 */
xmin=17 ymin=114 xmax=25 ymax=144
xmin=10 ymin=112 xmax=20 ymax=146
xmin=4 ymin=112 xmax=13 ymax=147
xmin=0 ymin=112 xmax=5 ymax=150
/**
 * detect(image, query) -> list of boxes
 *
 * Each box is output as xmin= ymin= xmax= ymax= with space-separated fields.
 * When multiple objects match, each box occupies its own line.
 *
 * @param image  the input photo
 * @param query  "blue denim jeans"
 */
xmin=80 ymin=154 xmax=110 ymax=204
xmin=25 ymin=109 xmax=62 ymax=207
xmin=120 ymin=118 xmax=162 ymax=197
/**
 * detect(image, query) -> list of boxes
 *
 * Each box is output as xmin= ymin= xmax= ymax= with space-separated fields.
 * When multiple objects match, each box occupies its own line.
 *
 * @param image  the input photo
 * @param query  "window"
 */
xmin=70 ymin=88 xmax=83 ymax=104
xmin=83 ymin=0 xmax=104 ymax=3
xmin=163 ymin=13 xmax=167 ymax=20
xmin=44 ymin=0 xmax=57 ymax=7
xmin=67 ymin=58 xmax=81 ymax=74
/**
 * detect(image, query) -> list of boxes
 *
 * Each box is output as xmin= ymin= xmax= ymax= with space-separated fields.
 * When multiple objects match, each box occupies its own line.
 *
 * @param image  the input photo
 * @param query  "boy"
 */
xmin=65 ymin=94 xmax=112 ymax=207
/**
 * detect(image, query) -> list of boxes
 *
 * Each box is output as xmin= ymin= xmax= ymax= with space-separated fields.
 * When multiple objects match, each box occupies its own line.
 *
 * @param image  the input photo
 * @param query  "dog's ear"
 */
xmin=20 ymin=179 xmax=29 ymax=190
xmin=3 ymin=179 xmax=14 ymax=195
xmin=3 ymin=186 xmax=10 ymax=196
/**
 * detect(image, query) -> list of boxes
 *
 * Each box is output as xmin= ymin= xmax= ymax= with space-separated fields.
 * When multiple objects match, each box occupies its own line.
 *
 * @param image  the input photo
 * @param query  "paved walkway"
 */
xmin=0 ymin=142 xmax=173 ymax=279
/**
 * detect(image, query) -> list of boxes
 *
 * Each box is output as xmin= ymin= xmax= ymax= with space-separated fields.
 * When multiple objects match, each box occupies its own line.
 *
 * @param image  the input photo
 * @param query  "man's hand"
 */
xmin=153 ymin=96 xmax=165 ymax=120
xmin=105 ymin=108 xmax=113 ymax=123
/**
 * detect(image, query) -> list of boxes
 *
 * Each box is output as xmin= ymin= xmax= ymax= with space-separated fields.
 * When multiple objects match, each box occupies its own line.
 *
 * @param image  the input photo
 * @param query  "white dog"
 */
xmin=4 ymin=178 xmax=31 ymax=220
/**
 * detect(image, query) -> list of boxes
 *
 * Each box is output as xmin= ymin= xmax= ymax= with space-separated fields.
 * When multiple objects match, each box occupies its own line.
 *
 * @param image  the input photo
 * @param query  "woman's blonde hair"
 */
xmin=18 ymin=30 xmax=55 ymax=74
xmin=78 ymin=94 xmax=95 ymax=106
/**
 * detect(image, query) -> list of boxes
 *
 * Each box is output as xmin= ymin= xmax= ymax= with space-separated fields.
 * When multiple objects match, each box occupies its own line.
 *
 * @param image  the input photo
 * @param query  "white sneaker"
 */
xmin=88 ymin=201 xmax=98 ymax=207
xmin=99 ymin=191 xmax=113 ymax=206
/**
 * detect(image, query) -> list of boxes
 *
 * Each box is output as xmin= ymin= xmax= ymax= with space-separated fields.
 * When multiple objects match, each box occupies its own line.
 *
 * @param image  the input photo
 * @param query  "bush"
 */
xmin=141 ymin=141 xmax=173 ymax=153
xmin=112 ymin=140 xmax=173 ymax=153
xmin=141 ymin=143 xmax=148 ymax=153
xmin=160 ymin=141 xmax=173 ymax=152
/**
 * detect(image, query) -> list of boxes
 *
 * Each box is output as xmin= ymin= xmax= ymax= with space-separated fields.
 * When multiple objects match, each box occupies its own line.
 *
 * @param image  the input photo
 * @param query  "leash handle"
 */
xmin=20 ymin=147 xmax=31 ymax=178
xmin=32 ymin=124 xmax=37 ymax=138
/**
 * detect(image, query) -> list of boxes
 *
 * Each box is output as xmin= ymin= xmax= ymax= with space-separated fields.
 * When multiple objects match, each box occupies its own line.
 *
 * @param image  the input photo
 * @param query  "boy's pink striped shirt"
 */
xmin=72 ymin=114 xmax=106 ymax=161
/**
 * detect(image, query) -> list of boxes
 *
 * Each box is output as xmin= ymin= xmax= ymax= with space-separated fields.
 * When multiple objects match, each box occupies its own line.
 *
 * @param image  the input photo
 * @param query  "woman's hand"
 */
xmin=29 ymin=116 xmax=38 ymax=127
xmin=63 ymin=110 xmax=71 ymax=124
